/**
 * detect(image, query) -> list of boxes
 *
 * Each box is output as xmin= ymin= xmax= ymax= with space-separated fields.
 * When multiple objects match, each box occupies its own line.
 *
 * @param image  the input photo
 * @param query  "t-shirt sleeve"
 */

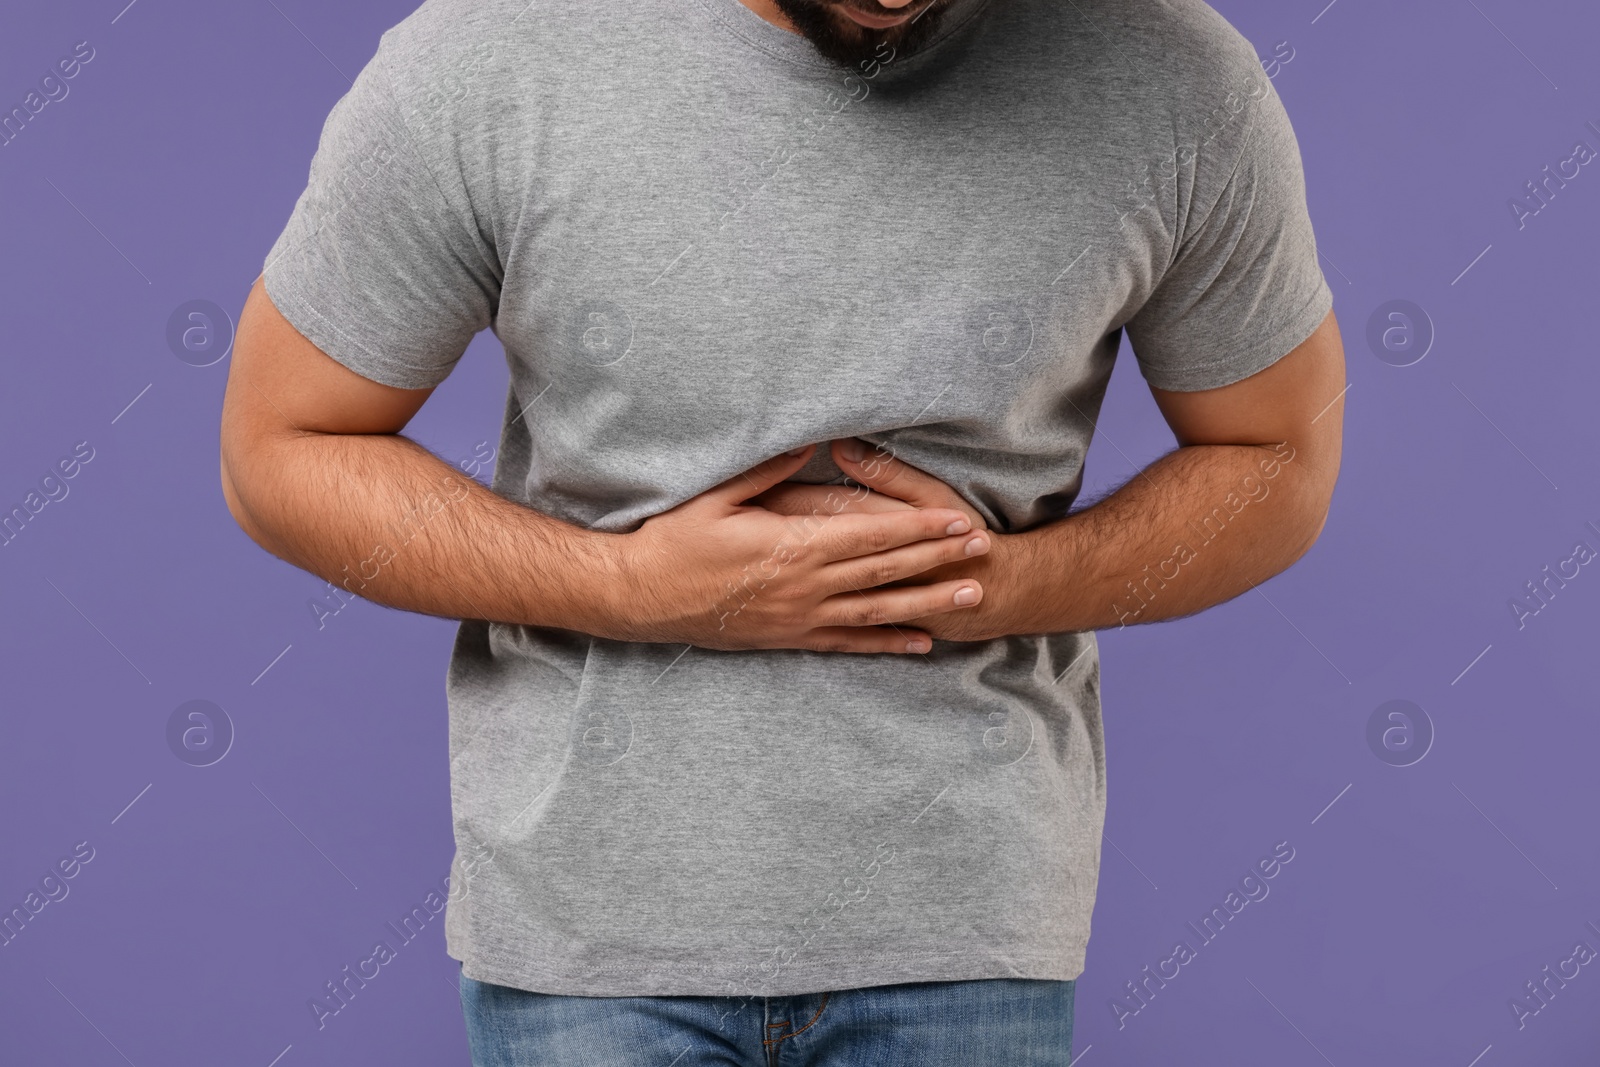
xmin=1123 ymin=78 xmax=1333 ymax=393
xmin=260 ymin=38 xmax=500 ymax=390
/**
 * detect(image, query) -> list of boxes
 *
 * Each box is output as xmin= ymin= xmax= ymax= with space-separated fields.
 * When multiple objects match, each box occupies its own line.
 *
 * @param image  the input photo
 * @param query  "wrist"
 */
xmin=992 ymin=528 xmax=1055 ymax=636
xmin=921 ymin=531 xmax=1032 ymax=642
xmin=552 ymin=527 xmax=637 ymax=639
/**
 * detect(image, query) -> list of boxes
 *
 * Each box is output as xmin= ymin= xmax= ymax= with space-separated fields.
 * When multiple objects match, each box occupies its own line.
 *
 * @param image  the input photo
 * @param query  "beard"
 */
xmin=768 ymin=0 xmax=950 ymax=68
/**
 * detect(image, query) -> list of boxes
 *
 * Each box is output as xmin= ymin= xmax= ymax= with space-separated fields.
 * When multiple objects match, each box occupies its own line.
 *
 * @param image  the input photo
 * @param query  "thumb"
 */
xmin=832 ymin=438 xmax=984 ymax=526
xmin=709 ymin=443 xmax=816 ymax=507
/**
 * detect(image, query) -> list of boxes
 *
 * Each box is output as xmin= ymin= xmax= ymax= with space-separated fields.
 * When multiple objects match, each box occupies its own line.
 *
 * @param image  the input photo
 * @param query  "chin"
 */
xmin=774 ymin=0 xmax=945 ymax=68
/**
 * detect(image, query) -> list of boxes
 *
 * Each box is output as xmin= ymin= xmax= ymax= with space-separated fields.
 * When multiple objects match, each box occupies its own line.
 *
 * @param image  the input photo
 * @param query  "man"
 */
xmin=220 ymin=0 xmax=1344 ymax=1061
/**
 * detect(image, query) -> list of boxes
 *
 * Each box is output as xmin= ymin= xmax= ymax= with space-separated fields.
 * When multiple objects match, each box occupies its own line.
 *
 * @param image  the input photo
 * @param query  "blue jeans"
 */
xmin=460 ymin=971 xmax=1075 ymax=1066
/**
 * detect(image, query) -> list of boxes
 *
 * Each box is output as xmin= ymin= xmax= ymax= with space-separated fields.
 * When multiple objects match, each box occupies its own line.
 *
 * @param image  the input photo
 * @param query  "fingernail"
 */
xmin=786 ymin=445 xmax=809 ymax=455
xmin=839 ymin=438 xmax=865 ymax=462
xmin=953 ymin=586 xmax=979 ymax=606
xmin=905 ymin=637 xmax=930 ymax=653
xmin=964 ymin=535 xmax=989 ymax=556
xmin=945 ymin=518 xmax=971 ymax=535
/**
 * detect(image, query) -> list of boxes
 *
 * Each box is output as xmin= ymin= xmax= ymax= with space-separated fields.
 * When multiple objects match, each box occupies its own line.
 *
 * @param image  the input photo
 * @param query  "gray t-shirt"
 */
xmin=263 ymin=0 xmax=1331 ymax=997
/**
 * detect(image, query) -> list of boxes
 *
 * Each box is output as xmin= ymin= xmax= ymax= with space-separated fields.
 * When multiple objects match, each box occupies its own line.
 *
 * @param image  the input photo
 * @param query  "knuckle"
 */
xmin=849 ymin=599 xmax=890 ymax=626
xmin=806 ymin=530 xmax=841 ymax=559
xmin=860 ymin=524 xmax=892 ymax=553
xmin=857 ymin=560 xmax=896 ymax=588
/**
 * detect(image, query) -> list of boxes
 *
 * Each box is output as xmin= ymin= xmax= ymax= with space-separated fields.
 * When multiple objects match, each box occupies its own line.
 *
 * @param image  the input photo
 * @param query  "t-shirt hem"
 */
xmin=1136 ymin=278 xmax=1334 ymax=394
xmin=452 ymin=944 xmax=1088 ymax=998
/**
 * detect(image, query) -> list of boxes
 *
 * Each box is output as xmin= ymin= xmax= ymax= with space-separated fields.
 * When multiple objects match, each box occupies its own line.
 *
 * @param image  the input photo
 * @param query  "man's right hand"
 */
xmin=597 ymin=444 xmax=991 ymax=654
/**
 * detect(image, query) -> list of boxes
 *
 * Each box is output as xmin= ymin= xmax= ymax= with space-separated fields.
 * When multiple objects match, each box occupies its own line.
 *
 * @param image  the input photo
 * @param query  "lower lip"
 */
xmin=841 ymin=6 xmax=915 ymax=28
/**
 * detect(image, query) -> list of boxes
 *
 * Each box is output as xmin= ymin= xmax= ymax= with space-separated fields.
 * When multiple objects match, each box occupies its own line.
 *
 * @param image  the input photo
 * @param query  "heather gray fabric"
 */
xmin=262 ymin=0 xmax=1332 ymax=997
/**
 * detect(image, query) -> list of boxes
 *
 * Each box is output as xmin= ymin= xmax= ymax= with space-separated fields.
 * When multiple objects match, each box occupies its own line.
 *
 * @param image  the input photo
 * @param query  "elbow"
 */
xmin=220 ymin=452 xmax=255 ymax=540
xmin=1297 ymin=511 xmax=1328 ymax=561
xmin=219 ymin=437 xmax=269 ymax=547
xmin=1286 ymin=441 xmax=1341 ymax=562
xmin=1286 ymin=487 xmax=1335 ymax=564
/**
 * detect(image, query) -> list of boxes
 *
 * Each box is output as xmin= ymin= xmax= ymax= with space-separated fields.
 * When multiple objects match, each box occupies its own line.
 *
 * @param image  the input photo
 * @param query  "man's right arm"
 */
xmin=219 ymin=277 xmax=990 ymax=654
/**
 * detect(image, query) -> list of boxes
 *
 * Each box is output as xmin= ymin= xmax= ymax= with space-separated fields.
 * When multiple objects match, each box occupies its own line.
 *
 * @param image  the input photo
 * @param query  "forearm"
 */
xmin=222 ymin=429 xmax=622 ymax=632
xmin=1008 ymin=439 xmax=1325 ymax=634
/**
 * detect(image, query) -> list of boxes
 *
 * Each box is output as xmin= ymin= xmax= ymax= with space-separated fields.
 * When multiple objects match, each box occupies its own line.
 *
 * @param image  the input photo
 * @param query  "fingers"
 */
xmin=833 ymin=438 xmax=970 ymax=515
xmin=820 ymin=527 xmax=989 ymax=593
xmin=751 ymin=482 xmax=914 ymax=518
xmin=814 ymin=581 xmax=983 ymax=631
xmin=793 ymin=626 xmax=936 ymax=655
xmin=805 ymin=508 xmax=974 ymax=564
xmin=711 ymin=444 xmax=816 ymax=506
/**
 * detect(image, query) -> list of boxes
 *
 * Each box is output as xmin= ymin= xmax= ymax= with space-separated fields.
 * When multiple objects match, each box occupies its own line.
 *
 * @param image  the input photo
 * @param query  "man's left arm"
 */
xmin=770 ymin=64 xmax=1344 ymax=640
xmin=927 ymin=63 xmax=1345 ymax=639
xmin=836 ymin=307 xmax=1345 ymax=640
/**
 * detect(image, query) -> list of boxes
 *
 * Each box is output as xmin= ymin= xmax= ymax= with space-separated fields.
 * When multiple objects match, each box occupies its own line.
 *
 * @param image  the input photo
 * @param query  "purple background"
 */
xmin=2 ymin=1 xmax=1596 ymax=1063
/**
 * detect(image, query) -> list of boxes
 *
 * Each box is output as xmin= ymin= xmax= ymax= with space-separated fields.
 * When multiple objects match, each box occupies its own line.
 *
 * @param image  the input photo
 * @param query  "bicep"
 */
xmin=1148 ymin=308 xmax=1345 ymax=480
xmin=222 ymin=275 xmax=435 ymax=452
xmin=219 ymin=276 xmax=437 ymax=537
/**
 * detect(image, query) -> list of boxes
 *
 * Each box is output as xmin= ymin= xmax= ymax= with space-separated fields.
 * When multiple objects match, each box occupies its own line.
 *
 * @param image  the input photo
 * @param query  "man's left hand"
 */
xmin=751 ymin=438 xmax=1034 ymax=643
